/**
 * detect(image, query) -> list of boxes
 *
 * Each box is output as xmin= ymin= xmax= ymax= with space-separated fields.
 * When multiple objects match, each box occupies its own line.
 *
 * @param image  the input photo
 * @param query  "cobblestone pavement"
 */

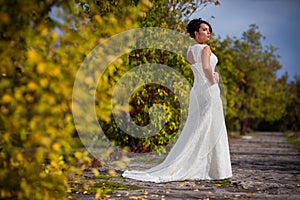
xmin=71 ymin=132 xmax=300 ymax=199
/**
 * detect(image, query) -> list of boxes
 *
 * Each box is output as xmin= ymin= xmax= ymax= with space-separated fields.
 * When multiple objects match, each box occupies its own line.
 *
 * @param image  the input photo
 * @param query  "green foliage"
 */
xmin=0 ymin=0 xmax=147 ymax=199
xmin=97 ymin=49 xmax=192 ymax=153
xmin=209 ymin=37 xmax=243 ymax=130
xmin=285 ymin=75 xmax=300 ymax=131
xmin=286 ymin=132 xmax=300 ymax=152
xmin=212 ymin=25 xmax=289 ymax=134
xmin=277 ymin=75 xmax=300 ymax=131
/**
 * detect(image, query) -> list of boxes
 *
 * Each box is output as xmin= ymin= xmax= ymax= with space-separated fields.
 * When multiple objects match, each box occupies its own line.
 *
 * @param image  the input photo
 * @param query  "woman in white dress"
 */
xmin=122 ymin=18 xmax=232 ymax=182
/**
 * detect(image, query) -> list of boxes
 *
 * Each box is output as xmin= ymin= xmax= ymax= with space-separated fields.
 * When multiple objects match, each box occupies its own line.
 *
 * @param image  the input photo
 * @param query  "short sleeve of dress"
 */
xmin=187 ymin=44 xmax=207 ymax=65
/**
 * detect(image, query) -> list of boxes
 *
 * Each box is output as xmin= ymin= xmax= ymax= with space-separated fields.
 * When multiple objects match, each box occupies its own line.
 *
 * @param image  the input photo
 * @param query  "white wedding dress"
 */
xmin=122 ymin=43 xmax=232 ymax=182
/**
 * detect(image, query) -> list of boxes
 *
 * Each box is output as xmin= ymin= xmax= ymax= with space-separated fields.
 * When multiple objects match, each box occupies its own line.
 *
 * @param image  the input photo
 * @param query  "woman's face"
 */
xmin=195 ymin=23 xmax=211 ymax=44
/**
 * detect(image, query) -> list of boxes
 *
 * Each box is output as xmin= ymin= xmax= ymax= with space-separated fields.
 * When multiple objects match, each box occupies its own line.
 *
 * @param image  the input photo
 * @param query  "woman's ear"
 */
xmin=194 ymin=31 xmax=198 ymax=38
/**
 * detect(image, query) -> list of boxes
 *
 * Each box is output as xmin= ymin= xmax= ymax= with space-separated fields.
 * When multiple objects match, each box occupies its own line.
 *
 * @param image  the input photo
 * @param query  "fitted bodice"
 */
xmin=187 ymin=44 xmax=218 ymax=71
xmin=187 ymin=44 xmax=218 ymax=86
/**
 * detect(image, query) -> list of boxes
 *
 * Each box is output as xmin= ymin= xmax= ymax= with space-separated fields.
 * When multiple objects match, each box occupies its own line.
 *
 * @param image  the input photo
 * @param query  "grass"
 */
xmin=86 ymin=181 xmax=138 ymax=194
xmin=91 ymin=175 xmax=119 ymax=180
xmin=213 ymin=179 xmax=231 ymax=187
xmin=286 ymin=134 xmax=300 ymax=152
xmin=70 ymin=174 xmax=139 ymax=197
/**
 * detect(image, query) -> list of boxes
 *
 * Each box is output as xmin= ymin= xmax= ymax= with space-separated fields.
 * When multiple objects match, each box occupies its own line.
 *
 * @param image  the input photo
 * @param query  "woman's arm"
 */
xmin=201 ymin=46 xmax=216 ymax=85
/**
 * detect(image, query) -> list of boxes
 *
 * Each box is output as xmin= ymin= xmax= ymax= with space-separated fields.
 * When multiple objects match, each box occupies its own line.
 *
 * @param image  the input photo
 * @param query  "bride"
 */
xmin=122 ymin=18 xmax=232 ymax=182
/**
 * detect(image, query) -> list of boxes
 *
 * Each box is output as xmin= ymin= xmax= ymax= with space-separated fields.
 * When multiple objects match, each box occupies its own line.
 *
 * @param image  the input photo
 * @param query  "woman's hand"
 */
xmin=213 ymin=72 xmax=219 ymax=83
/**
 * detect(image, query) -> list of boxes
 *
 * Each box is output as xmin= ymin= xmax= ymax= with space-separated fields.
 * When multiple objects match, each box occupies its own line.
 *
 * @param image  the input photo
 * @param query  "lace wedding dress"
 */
xmin=122 ymin=44 xmax=232 ymax=182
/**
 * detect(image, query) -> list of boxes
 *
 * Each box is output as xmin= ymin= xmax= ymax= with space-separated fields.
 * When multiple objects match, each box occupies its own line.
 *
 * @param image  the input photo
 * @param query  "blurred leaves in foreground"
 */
xmin=0 ymin=0 xmax=150 ymax=199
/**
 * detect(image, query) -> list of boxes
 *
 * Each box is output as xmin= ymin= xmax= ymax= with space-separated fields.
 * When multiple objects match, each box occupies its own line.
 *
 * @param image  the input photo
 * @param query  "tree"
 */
xmin=279 ymin=74 xmax=300 ymax=131
xmin=209 ymin=37 xmax=244 ymax=131
xmin=139 ymin=0 xmax=220 ymax=29
xmin=0 ymin=0 xmax=148 ymax=199
xmin=226 ymin=24 xmax=288 ymax=134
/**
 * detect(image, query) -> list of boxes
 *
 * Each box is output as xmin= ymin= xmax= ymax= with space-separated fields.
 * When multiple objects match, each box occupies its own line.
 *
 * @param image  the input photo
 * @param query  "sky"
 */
xmin=191 ymin=0 xmax=300 ymax=81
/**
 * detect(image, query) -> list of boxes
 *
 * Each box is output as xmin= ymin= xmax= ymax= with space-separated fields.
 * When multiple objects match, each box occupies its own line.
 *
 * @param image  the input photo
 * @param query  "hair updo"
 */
xmin=186 ymin=18 xmax=213 ymax=38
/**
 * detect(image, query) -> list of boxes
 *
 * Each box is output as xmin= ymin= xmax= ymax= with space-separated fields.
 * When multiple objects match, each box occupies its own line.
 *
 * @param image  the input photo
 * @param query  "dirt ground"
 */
xmin=70 ymin=132 xmax=300 ymax=199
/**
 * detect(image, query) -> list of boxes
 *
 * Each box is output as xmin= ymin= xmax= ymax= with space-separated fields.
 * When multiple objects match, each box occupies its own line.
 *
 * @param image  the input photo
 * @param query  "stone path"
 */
xmin=71 ymin=132 xmax=300 ymax=199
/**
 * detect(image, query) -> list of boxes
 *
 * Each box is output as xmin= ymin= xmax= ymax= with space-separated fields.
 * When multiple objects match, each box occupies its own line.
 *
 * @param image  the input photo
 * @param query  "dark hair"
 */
xmin=186 ymin=18 xmax=213 ymax=38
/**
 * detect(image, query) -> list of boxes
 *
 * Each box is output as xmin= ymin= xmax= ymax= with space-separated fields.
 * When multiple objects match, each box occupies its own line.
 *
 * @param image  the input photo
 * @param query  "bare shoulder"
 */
xmin=203 ymin=45 xmax=210 ymax=51
xmin=202 ymin=45 xmax=211 ymax=55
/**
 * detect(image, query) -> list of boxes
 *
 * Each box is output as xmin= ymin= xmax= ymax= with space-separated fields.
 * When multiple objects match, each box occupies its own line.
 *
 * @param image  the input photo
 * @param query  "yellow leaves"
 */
xmin=20 ymin=178 xmax=27 ymax=191
xmin=14 ymin=90 xmax=23 ymax=101
xmin=39 ymin=136 xmax=52 ymax=148
xmin=139 ymin=0 xmax=153 ymax=11
xmin=138 ymin=11 xmax=146 ymax=18
xmin=14 ymin=152 xmax=24 ymax=166
xmin=41 ymin=26 xmax=49 ymax=36
xmin=0 ymin=12 xmax=10 ymax=24
xmin=158 ymin=88 xmax=167 ymax=96
xmin=37 ymin=62 xmax=46 ymax=74
xmin=50 ymin=157 xmax=65 ymax=170
xmin=107 ymin=169 xmax=117 ymax=176
xmin=51 ymin=30 xmax=60 ymax=41
xmin=27 ymin=81 xmax=37 ymax=91
xmin=51 ymin=67 xmax=61 ymax=77
xmin=247 ymin=191 xmax=253 ymax=196
xmin=29 ymin=116 xmax=40 ymax=130
xmin=74 ymin=152 xmax=83 ymax=160
xmin=25 ymin=93 xmax=34 ymax=103
xmin=95 ymin=191 xmax=102 ymax=200
xmin=42 ymin=94 xmax=56 ymax=105
xmin=85 ymin=77 xmax=94 ymax=85
xmin=52 ymin=142 xmax=61 ymax=151
xmin=2 ymin=94 xmax=12 ymax=104
xmin=40 ymin=78 xmax=49 ymax=88
xmin=92 ymin=168 xmax=100 ymax=176
xmin=93 ymin=15 xmax=103 ymax=24
xmin=27 ymin=49 xmax=41 ymax=64
xmin=45 ymin=0 xmax=54 ymax=5
xmin=2 ymin=133 xmax=11 ymax=144
xmin=0 ymin=0 xmax=162 ymax=199
xmin=176 ymin=24 xmax=182 ymax=31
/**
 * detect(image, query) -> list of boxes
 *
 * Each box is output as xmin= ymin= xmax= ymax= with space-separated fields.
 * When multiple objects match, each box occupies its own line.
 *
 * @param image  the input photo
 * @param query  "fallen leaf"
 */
xmin=92 ymin=168 xmax=99 ymax=176
xmin=107 ymin=169 xmax=117 ymax=176
xmin=242 ymin=185 xmax=248 ymax=190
